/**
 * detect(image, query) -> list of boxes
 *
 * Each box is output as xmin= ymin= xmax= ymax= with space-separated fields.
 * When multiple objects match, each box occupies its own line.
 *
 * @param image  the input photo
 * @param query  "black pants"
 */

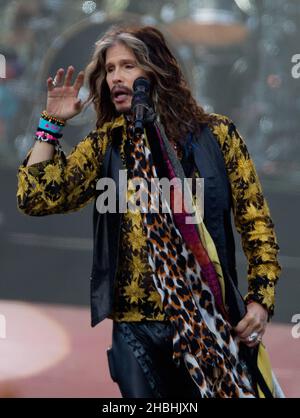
xmin=107 ymin=321 xmax=201 ymax=398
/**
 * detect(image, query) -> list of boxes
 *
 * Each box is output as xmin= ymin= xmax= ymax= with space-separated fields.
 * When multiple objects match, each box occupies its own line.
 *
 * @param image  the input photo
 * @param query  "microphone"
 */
xmin=131 ymin=77 xmax=151 ymax=135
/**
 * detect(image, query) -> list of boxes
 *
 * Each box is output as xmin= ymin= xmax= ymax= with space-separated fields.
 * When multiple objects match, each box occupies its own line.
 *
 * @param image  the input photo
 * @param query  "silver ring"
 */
xmin=52 ymin=76 xmax=57 ymax=87
xmin=248 ymin=332 xmax=259 ymax=342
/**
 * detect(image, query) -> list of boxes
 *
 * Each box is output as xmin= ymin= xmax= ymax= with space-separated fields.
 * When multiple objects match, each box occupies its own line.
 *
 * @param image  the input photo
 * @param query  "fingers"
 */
xmin=234 ymin=320 xmax=265 ymax=347
xmin=236 ymin=322 xmax=262 ymax=339
xmin=242 ymin=338 xmax=261 ymax=348
xmin=47 ymin=67 xmax=84 ymax=91
xmin=238 ymin=324 xmax=258 ymax=341
xmin=234 ymin=314 xmax=265 ymax=344
xmin=73 ymin=70 xmax=85 ymax=92
xmin=47 ymin=76 xmax=55 ymax=92
xmin=64 ymin=66 xmax=75 ymax=87
xmin=233 ymin=303 xmax=268 ymax=348
xmin=54 ymin=68 xmax=65 ymax=86
xmin=243 ymin=327 xmax=265 ymax=347
xmin=236 ymin=316 xmax=264 ymax=340
xmin=47 ymin=68 xmax=64 ymax=90
xmin=239 ymin=327 xmax=264 ymax=342
xmin=234 ymin=316 xmax=251 ymax=335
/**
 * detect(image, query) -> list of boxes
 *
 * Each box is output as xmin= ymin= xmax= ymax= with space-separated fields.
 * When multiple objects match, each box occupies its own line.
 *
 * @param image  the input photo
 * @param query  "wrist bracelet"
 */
xmin=41 ymin=110 xmax=66 ymax=126
xmin=38 ymin=117 xmax=64 ymax=135
xmin=34 ymin=130 xmax=59 ymax=145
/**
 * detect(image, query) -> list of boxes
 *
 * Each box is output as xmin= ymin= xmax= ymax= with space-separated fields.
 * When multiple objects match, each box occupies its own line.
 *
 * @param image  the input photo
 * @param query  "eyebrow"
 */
xmin=105 ymin=59 xmax=136 ymax=70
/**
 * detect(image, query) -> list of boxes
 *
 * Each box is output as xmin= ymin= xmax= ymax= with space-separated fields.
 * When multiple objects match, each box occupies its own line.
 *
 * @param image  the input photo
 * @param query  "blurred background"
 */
xmin=0 ymin=0 xmax=299 ymax=398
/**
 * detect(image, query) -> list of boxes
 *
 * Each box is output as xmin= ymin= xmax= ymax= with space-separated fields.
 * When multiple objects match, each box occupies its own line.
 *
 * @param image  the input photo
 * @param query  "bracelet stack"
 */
xmin=34 ymin=110 xmax=66 ymax=146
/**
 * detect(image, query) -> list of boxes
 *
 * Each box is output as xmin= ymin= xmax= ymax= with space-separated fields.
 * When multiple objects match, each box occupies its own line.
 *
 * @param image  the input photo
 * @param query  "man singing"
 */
xmin=17 ymin=25 xmax=281 ymax=398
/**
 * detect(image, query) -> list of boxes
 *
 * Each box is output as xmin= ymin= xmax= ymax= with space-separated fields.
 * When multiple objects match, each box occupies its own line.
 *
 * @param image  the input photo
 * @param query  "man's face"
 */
xmin=105 ymin=42 xmax=148 ymax=114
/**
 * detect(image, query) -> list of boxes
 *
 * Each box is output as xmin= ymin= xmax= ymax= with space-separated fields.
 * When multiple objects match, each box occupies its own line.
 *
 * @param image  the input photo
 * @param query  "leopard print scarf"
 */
xmin=124 ymin=123 xmax=256 ymax=398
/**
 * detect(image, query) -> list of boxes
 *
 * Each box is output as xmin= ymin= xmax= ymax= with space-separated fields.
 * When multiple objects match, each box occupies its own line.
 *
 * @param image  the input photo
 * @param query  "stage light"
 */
xmin=82 ymin=1 xmax=97 ymax=15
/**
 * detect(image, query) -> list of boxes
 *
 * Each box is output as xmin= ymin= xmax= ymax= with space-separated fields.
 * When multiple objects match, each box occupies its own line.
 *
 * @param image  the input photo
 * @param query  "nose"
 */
xmin=111 ymin=68 xmax=123 ymax=84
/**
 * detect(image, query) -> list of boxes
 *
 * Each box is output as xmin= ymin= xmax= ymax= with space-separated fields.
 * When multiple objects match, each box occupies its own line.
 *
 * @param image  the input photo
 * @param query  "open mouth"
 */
xmin=112 ymin=88 xmax=131 ymax=104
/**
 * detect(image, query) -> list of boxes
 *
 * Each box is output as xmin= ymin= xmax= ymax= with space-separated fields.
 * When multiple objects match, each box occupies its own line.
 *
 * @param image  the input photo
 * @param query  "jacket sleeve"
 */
xmin=17 ymin=129 xmax=107 ymax=216
xmin=210 ymin=114 xmax=281 ymax=318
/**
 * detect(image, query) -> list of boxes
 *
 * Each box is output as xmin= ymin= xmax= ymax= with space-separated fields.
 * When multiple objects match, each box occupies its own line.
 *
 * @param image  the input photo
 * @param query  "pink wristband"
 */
xmin=35 ymin=130 xmax=58 ymax=141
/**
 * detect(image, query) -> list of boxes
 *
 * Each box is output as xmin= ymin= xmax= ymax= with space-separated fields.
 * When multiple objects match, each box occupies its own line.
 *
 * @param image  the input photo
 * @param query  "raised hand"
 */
xmin=46 ymin=66 xmax=85 ymax=122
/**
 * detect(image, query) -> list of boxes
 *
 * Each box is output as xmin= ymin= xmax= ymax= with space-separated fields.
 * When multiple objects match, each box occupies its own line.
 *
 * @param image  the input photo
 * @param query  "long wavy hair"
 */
xmin=84 ymin=25 xmax=211 ymax=143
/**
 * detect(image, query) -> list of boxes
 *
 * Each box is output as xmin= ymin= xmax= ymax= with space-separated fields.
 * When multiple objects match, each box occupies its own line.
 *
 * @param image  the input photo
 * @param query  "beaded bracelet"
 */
xmin=41 ymin=110 xmax=66 ymax=126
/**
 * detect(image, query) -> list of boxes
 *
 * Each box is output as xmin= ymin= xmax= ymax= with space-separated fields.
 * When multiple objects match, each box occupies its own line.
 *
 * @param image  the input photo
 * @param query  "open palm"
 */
xmin=46 ymin=66 xmax=85 ymax=121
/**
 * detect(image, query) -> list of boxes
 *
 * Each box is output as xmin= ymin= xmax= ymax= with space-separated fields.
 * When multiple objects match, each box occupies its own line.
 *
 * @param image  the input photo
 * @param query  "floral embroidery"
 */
xmin=17 ymin=113 xmax=280 ymax=320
